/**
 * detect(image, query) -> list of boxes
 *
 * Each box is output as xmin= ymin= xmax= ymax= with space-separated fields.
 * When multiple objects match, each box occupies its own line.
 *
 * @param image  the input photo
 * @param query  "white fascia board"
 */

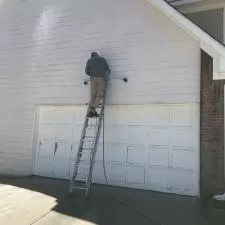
xmin=148 ymin=0 xmax=225 ymax=80
xmin=213 ymin=57 xmax=225 ymax=80
xmin=168 ymin=0 xmax=203 ymax=6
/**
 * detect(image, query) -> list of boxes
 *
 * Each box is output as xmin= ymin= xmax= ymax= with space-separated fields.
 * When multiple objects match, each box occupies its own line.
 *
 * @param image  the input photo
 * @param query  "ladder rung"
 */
xmin=77 ymin=164 xmax=90 ymax=168
xmin=70 ymin=182 xmax=87 ymax=190
xmin=79 ymin=150 xmax=92 ymax=154
xmin=80 ymin=148 xmax=92 ymax=151
xmin=77 ymin=151 xmax=91 ymax=157
xmin=88 ymin=117 xmax=99 ymax=120
xmin=84 ymin=136 xmax=95 ymax=138
xmin=81 ymin=140 xmax=94 ymax=143
xmin=76 ymin=176 xmax=88 ymax=182
xmin=87 ymin=125 xmax=96 ymax=128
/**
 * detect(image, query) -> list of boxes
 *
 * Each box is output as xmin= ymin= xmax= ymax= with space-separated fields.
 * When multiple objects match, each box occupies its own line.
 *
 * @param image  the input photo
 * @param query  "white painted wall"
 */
xmin=0 ymin=0 xmax=200 ymax=175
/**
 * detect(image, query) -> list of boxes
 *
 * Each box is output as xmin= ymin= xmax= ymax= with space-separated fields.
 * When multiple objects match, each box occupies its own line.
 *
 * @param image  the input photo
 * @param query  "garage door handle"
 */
xmin=54 ymin=142 xmax=58 ymax=156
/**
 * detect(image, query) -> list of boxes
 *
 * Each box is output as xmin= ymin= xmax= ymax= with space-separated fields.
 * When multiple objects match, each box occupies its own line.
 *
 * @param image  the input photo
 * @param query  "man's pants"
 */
xmin=88 ymin=77 xmax=105 ymax=113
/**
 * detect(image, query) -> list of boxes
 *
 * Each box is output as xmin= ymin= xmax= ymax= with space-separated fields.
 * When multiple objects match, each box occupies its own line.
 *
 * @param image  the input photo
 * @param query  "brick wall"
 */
xmin=200 ymin=50 xmax=225 ymax=197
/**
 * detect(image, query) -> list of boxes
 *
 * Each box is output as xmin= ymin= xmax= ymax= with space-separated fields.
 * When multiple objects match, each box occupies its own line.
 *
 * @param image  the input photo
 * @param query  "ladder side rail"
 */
xmin=87 ymin=78 xmax=109 ymax=185
xmin=71 ymin=107 xmax=90 ymax=182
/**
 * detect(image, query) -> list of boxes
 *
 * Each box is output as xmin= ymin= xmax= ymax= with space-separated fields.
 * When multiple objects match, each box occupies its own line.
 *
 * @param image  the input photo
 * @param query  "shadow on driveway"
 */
xmin=0 ymin=176 xmax=225 ymax=225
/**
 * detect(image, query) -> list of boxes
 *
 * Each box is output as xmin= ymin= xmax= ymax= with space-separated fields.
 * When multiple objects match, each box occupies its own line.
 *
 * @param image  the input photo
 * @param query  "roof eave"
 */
xmin=148 ymin=0 xmax=225 ymax=80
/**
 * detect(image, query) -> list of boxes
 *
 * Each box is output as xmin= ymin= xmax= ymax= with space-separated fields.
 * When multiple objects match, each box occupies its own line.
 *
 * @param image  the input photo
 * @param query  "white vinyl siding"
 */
xmin=0 ymin=0 xmax=200 ymax=175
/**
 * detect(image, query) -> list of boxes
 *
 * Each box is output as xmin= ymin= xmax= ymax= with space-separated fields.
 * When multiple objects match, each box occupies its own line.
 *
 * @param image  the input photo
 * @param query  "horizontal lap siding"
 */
xmin=0 ymin=0 xmax=200 ymax=175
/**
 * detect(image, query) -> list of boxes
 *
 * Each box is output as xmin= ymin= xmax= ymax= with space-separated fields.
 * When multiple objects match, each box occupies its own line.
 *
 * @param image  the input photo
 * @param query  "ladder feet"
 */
xmin=68 ymin=187 xmax=73 ymax=196
xmin=85 ymin=188 xmax=91 ymax=200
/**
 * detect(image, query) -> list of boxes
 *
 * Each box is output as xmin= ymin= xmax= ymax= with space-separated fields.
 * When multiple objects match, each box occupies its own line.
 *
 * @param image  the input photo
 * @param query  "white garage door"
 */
xmin=34 ymin=104 xmax=199 ymax=196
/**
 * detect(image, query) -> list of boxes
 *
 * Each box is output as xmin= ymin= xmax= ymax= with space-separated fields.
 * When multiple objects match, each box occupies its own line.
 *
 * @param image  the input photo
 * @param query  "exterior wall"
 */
xmin=0 ymin=0 xmax=200 ymax=175
xmin=187 ymin=8 xmax=224 ymax=43
xmin=200 ymin=50 xmax=225 ymax=196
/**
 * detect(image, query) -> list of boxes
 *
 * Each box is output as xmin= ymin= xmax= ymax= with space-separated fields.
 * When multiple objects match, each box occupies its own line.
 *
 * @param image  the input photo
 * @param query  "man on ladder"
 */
xmin=69 ymin=52 xmax=127 ymax=198
xmin=85 ymin=52 xmax=110 ymax=118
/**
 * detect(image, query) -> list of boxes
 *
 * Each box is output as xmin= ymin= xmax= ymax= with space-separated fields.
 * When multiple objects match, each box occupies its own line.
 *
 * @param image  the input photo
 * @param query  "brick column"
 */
xmin=200 ymin=50 xmax=225 ymax=197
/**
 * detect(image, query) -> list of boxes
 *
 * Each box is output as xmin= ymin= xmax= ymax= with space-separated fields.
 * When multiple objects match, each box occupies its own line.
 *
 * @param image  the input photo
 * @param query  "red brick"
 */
xmin=200 ymin=50 xmax=225 ymax=196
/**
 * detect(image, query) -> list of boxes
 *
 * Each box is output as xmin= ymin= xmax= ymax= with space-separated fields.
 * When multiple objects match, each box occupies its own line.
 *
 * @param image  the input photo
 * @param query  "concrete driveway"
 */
xmin=0 ymin=177 xmax=225 ymax=225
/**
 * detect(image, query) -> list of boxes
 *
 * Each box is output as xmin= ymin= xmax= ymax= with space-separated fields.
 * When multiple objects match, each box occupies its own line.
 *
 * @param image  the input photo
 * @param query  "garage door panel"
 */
xmin=51 ymin=110 xmax=73 ymax=124
xmin=69 ymin=160 xmax=75 ymax=178
xmin=170 ymin=107 xmax=195 ymax=126
xmin=36 ymin=104 xmax=199 ymax=196
xmin=126 ymin=166 xmax=145 ymax=184
xmin=54 ymin=141 xmax=72 ymax=158
xmin=167 ymin=170 xmax=196 ymax=193
xmin=94 ymin=144 xmax=103 ymax=161
xmin=35 ymin=158 xmax=53 ymax=177
xmin=126 ymin=108 xmax=147 ymax=125
xmin=40 ymin=109 xmax=74 ymax=124
xmin=39 ymin=125 xmax=56 ymax=140
xmin=92 ymin=162 xmax=106 ymax=183
xmin=171 ymin=128 xmax=194 ymax=148
xmin=39 ymin=109 xmax=54 ymax=124
xmin=127 ymin=125 xmax=147 ymax=145
xmin=106 ymin=164 xmax=125 ymax=184
xmin=73 ymin=125 xmax=84 ymax=141
xmin=127 ymin=146 xmax=147 ymax=164
xmin=149 ymin=128 xmax=169 ymax=146
xmin=105 ymin=145 xmax=127 ymax=163
xmin=104 ymin=125 xmax=126 ymax=144
xmin=35 ymin=140 xmax=54 ymax=176
xmin=147 ymin=168 xmax=168 ymax=190
xmin=105 ymin=107 xmax=127 ymax=125
xmin=53 ymin=142 xmax=72 ymax=179
xmin=55 ymin=125 xmax=73 ymax=141
xmin=70 ymin=143 xmax=79 ymax=159
xmin=92 ymin=163 xmax=125 ymax=184
xmin=171 ymin=150 xmax=195 ymax=171
xmin=149 ymin=107 xmax=170 ymax=126
xmin=38 ymin=140 xmax=54 ymax=157
xmin=53 ymin=159 xmax=70 ymax=179
xmin=74 ymin=108 xmax=86 ymax=124
xmin=149 ymin=147 xmax=169 ymax=167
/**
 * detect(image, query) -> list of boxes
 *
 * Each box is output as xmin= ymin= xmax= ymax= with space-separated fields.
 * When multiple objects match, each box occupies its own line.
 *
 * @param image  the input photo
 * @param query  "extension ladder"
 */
xmin=68 ymin=76 xmax=109 ymax=199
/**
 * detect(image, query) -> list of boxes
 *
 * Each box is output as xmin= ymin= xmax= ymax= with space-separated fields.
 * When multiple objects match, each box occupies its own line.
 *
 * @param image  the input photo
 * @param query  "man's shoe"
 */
xmin=93 ymin=111 xmax=99 ymax=117
xmin=87 ymin=112 xmax=94 ymax=117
